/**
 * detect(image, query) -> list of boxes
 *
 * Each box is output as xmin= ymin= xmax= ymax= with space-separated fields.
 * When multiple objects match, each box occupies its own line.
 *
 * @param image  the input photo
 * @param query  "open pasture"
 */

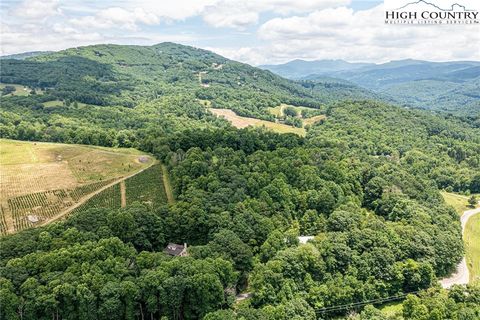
xmin=268 ymin=104 xmax=326 ymax=127
xmin=210 ymin=108 xmax=306 ymax=136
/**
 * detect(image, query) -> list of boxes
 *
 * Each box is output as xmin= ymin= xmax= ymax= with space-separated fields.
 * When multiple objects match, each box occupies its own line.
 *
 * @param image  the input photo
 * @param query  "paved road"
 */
xmin=440 ymin=204 xmax=480 ymax=288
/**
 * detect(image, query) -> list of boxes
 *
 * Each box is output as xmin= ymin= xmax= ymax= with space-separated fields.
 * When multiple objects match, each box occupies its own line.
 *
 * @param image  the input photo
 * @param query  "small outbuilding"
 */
xmin=27 ymin=215 xmax=39 ymax=223
xmin=164 ymin=243 xmax=188 ymax=256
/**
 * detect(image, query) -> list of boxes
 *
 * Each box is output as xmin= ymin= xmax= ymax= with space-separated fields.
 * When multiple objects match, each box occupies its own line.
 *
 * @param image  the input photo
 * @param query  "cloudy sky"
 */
xmin=0 ymin=0 xmax=479 ymax=64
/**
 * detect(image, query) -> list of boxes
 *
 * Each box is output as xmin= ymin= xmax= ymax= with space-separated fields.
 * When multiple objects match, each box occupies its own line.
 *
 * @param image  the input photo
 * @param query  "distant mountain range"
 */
xmin=0 ymin=51 xmax=53 ymax=60
xmin=260 ymin=59 xmax=374 ymax=79
xmin=261 ymin=59 xmax=480 ymax=115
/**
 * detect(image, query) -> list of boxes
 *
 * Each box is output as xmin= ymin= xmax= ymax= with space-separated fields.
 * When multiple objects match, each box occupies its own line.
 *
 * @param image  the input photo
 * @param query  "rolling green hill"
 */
xmin=0 ymin=43 xmax=391 ymax=148
xmin=1 ymin=42 xmax=480 ymax=320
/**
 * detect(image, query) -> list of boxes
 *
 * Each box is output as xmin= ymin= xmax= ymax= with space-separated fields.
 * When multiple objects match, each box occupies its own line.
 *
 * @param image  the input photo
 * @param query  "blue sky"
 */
xmin=1 ymin=0 xmax=478 ymax=64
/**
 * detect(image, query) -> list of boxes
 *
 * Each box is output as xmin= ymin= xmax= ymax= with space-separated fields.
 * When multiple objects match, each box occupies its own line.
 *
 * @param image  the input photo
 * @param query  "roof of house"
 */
xmin=164 ymin=243 xmax=185 ymax=256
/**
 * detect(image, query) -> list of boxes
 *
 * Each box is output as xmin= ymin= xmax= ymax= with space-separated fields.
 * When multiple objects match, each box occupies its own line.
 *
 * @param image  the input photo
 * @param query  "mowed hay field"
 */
xmin=465 ymin=214 xmax=480 ymax=283
xmin=0 ymin=139 xmax=154 ymax=234
xmin=210 ymin=108 xmax=307 ymax=136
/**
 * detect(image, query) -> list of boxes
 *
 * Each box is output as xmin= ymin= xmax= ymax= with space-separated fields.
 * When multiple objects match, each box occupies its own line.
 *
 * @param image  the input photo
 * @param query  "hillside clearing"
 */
xmin=268 ymin=104 xmax=326 ymax=127
xmin=303 ymin=114 xmax=327 ymax=126
xmin=0 ymin=139 xmax=153 ymax=234
xmin=210 ymin=108 xmax=306 ymax=136
xmin=441 ymin=191 xmax=479 ymax=216
xmin=0 ymin=83 xmax=41 ymax=96
xmin=42 ymin=100 xmax=90 ymax=108
xmin=268 ymin=103 xmax=322 ymax=117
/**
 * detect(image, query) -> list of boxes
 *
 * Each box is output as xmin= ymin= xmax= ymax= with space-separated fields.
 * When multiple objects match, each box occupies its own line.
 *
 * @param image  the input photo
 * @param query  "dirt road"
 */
xmin=26 ymin=160 xmax=156 ymax=231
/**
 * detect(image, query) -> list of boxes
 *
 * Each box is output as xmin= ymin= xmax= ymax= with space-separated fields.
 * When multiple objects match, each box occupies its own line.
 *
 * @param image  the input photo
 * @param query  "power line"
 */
xmin=315 ymin=290 xmax=420 ymax=314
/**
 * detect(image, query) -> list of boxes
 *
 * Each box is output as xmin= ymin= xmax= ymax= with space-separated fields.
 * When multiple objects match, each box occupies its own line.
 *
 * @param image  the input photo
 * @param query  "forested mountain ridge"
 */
xmin=0 ymin=42 xmax=382 ymax=147
xmin=1 ymin=43 xmax=480 ymax=319
xmin=1 ymin=43 xmax=339 ymax=116
xmin=260 ymin=59 xmax=374 ymax=79
xmin=0 ymin=51 xmax=53 ymax=60
xmin=262 ymin=59 xmax=480 ymax=115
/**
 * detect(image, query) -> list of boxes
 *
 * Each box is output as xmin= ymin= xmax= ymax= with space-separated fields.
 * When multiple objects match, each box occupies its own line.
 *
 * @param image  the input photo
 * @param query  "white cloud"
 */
xmin=202 ymin=0 xmax=350 ymax=29
xmin=1 ymin=0 xmax=478 ymax=64
xmin=64 ymin=0 xmax=221 ymax=32
xmin=70 ymin=7 xmax=160 ymax=31
xmin=203 ymin=4 xmax=259 ymax=29
xmin=249 ymin=4 xmax=480 ymax=64
xmin=12 ymin=0 xmax=61 ymax=19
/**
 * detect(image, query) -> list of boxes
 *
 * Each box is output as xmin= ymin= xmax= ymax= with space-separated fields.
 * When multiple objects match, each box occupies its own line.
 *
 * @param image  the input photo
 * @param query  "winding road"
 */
xmin=440 ymin=204 xmax=480 ymax=288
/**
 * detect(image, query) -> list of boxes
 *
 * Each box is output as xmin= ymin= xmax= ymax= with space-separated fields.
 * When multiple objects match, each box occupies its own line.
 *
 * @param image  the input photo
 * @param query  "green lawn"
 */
xmin=43 ymin=100 xmax=64 ymax=107
xmin=441 ymin=191 xmax=479 ymax=215
xmin=465 ymin=214 xmax=480 ymax=283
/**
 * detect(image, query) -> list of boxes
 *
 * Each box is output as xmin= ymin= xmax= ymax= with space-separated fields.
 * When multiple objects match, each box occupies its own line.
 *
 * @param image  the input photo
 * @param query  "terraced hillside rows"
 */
xmin=68 ymin=164 xmax=169 ymax=217
xmin=0 ymin=139 xmax=153 ymax=234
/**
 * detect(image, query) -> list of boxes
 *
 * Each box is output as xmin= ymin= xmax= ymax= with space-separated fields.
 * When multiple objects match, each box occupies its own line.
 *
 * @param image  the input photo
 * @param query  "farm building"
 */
xmin=164 ymin=243 xmax=188 ymax=256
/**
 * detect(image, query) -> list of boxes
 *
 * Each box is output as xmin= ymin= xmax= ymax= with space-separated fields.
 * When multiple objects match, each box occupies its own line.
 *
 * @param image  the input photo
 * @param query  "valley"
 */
xmin=0 ymin=43 xmax=479 ymax=320
xmin=262 ymin=59 xmax=480 ymax=116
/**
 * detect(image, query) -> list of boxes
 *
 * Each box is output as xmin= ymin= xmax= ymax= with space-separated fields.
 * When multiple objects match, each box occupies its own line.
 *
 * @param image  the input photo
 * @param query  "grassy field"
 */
xmin=0 ymin=83 xmax=31 ymax=96
xmin=42 ymin=100 xmax=90 ymax=108
xmin=0 ymin=139 xmax=153 ymax=234
xmin=42 ymin=100 xmax=64 ymax=107
xmin=379 ymin=301 xmax=403 ymax=318
xmin=268 ymin=104 xmax=321 ymax=117
xmin=268 ymin=104 xmax=326 ymax=127
xmin=441 ymin=191 xmax=479 ymax=215
xmin=303 ymin=114 xmax=327 ymax=126
xmin=465 ymin=214 xmax=480 ymax=283
xmin=210 ymin=108 xmax=306 ymax=136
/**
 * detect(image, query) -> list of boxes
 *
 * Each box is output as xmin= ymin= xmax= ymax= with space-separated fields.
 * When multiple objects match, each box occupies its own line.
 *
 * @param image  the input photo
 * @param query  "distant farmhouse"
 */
xmin=164 ymin=243 xmax=188 ymax=256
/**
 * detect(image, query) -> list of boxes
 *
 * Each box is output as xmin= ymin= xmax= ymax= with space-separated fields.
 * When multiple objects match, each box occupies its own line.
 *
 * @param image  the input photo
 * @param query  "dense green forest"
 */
xmin=1 ymin=43 xmax=479 ymax=319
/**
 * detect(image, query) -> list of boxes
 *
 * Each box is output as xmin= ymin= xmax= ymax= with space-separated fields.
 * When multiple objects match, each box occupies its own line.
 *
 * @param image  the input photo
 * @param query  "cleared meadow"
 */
xmin=210 ymin=108 xmax=307 ymax=136
xmin=441 ymin=191 xmax=479 ymax=215
xmin=0 ymin=83 xmax=34 ymax=96
xmin=0 ymin=139 xmax=153 ymax=234
xmin=268 ymin=104 xmax=326 ymax=126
